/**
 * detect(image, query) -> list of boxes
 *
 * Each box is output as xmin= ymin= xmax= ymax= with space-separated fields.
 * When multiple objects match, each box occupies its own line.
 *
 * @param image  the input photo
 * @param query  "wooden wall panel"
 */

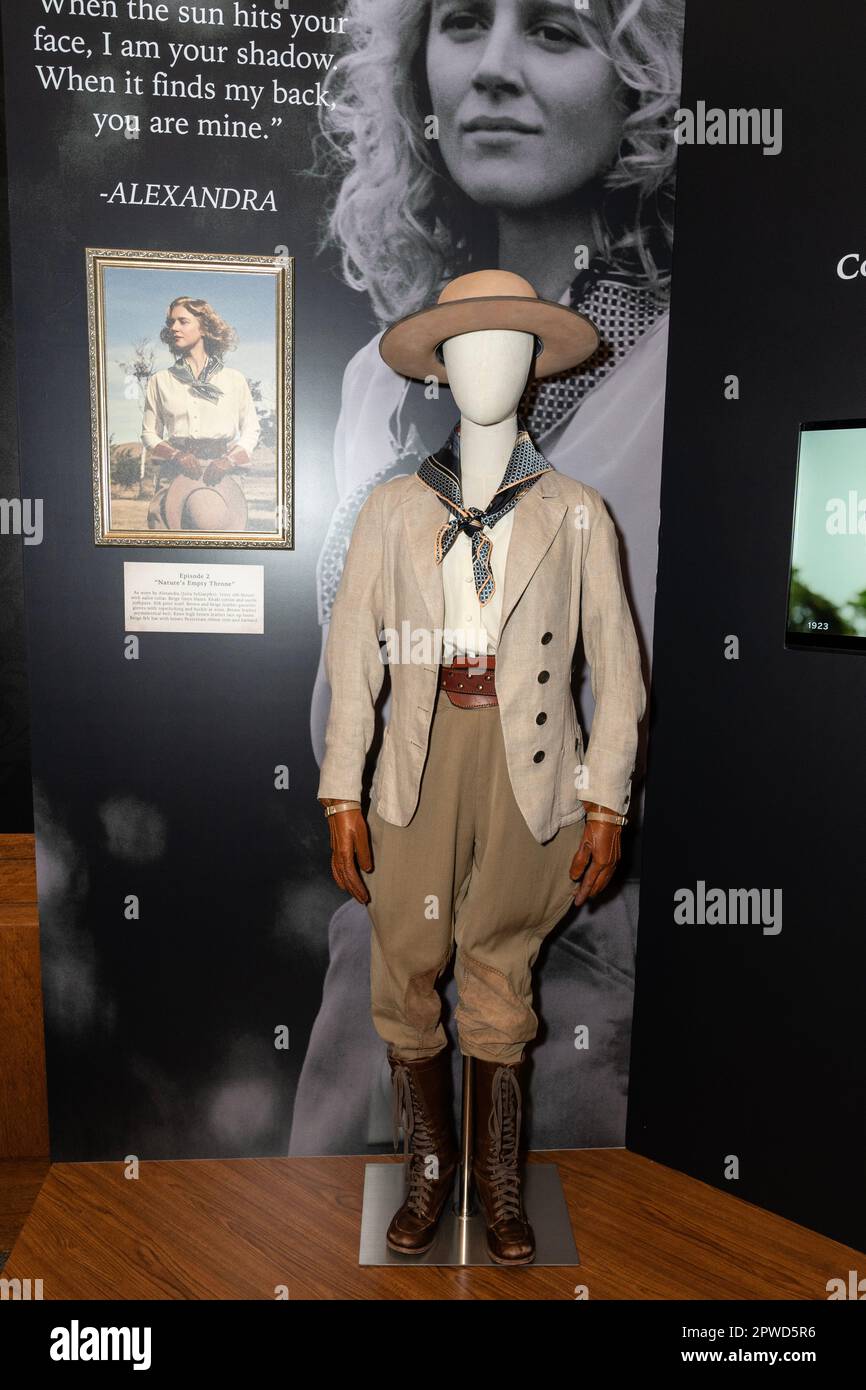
xmin=0 ymin=835 xmax=49 ymax=1158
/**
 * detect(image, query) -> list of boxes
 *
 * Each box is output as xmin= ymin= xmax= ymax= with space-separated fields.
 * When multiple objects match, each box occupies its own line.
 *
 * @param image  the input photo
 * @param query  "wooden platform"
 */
xmin=2 ymin=1147 xmax=859 ymax=1299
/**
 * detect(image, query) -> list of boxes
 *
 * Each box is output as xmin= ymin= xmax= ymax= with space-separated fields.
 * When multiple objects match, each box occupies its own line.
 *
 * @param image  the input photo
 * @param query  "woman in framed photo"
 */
xmin=142 ymin=295 xmax=261 ymax=533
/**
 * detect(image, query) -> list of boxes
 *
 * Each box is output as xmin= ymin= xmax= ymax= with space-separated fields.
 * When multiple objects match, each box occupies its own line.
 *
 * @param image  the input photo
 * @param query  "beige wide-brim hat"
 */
xmin=164 ymin=473 xmax=248 ymax=532
xmin=378 ymin=269 xmax=599 ymax=384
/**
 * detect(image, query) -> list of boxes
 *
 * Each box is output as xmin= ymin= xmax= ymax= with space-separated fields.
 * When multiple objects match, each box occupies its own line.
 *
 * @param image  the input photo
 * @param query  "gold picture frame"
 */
xmin=87 ymin=245 xmax=293 ymax=548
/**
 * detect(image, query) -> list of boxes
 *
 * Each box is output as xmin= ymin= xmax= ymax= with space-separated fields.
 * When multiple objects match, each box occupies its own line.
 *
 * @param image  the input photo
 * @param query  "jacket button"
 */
xmin=541 ymin=631 xmax=553 ymax=644
xmin=536 ymin=712 xmax=547 ymax=725
xmin=537 ymin=670 xmax=550 ymax=683
xmin=533 ymin=750 xmax=545 ymax=763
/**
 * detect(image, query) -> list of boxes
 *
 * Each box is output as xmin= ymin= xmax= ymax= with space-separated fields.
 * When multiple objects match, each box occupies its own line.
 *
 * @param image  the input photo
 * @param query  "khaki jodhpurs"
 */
xmin=359 ymin=685 xmax=589 ymax=1066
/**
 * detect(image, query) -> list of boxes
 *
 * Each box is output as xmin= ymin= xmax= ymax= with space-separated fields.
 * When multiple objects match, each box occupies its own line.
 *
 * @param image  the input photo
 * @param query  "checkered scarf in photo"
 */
xmin=169 ymin=350 xmax=225 ymax=403
xmin=415 ymin=417 xmax=552 ymax=605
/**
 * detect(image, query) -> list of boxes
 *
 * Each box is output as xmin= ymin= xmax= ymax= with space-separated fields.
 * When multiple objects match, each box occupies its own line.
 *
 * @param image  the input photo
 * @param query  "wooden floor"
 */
xmin=2 ymin=1147 xmax=860 ymax=1299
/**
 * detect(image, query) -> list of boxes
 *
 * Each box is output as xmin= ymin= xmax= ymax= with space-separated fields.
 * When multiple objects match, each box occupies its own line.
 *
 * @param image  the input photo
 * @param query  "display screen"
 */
xmin=785 ymin=419 xmax=866 ymax=652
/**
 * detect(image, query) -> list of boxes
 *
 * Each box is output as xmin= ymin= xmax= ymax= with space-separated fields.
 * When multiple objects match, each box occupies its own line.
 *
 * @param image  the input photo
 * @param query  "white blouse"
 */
xmin=141 ymin=363 xmax=260 ymax=456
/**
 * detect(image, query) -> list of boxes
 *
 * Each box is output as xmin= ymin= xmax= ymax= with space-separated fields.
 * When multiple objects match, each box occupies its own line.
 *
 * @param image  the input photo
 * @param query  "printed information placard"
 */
xmin=123 ymin=561 xmax=264 ymax=633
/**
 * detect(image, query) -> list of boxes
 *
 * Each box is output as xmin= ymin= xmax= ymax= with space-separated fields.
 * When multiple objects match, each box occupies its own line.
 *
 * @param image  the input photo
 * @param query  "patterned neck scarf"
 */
xmin=416 ymin=416 xmax=552 ymax=605
xmin=169 ymin=350 xmax=225 ymax=404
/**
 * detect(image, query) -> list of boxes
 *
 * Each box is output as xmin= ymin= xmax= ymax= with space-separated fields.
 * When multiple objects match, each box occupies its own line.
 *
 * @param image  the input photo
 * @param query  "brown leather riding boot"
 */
xmin=472 ymin=1056 xmax=536 ymax=1265
xmin=385 ymin=1047 xmax=459 ymax=1254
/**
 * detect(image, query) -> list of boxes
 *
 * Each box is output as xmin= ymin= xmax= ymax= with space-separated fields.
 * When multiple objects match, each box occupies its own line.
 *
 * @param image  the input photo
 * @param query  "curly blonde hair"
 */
xmin=159 ymin=297 xmax=239 ymax=357
xmin=314 ymin=0 xmax=684 ymax=323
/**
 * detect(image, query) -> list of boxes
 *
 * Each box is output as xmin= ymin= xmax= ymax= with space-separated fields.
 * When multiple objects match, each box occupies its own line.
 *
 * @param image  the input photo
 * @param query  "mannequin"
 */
xmin=317 ymin=270 xmax=644 ymax=1264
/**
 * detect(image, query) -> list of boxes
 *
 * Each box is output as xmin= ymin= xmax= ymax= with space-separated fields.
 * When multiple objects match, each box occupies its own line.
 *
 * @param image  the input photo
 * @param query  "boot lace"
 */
xmin=484 ymin=1066 xmax=523 ymax=1223
xmin=391 ymin=1061 xmax=443 ymax=1219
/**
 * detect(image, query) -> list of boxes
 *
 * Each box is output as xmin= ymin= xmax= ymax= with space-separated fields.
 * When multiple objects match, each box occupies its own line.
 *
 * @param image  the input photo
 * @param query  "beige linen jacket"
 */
xmin=317 ymin=466 xmax=646 ymax=844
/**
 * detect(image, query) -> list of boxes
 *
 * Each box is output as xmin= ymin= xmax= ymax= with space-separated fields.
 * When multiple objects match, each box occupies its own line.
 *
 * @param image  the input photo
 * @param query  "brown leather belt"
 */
xmin=439 ymin=654 xmax=498 ymax=707
xmin=168 ymin=435 xmax=231 ymax=460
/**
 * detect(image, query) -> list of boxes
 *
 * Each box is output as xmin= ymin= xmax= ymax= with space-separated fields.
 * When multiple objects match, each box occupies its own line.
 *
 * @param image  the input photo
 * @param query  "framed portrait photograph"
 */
xmin=87 ymin=246 xmax=293 ymax=548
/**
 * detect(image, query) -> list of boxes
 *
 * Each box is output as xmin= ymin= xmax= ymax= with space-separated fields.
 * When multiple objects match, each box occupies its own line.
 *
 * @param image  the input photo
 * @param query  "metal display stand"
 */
xmin=359 ymin=1055 xmax=581 ymax=1267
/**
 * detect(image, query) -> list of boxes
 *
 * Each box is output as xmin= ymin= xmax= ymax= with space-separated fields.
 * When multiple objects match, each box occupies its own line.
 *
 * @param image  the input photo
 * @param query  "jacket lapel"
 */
xmin=404 ymin=478 xmax=446 ymax=632
xmin=402 ymin=471 xmax=567 ymax=638
xmin=499 ymin=472 xmax=568 ymax=632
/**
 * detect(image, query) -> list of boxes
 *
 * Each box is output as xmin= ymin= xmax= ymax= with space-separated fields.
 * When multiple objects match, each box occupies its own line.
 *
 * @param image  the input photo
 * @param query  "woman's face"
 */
xmin=167 ymin=306 xmax=204 ymax=353
xmin=426 ymin=0 xmax=629 ymax=209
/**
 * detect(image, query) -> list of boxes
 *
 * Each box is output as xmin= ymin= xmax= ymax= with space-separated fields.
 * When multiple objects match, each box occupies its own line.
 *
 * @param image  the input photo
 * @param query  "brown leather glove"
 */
xmin=203 ymin=454 xmax=234 ymax=486
xmin=176 ymin=451 xmax=203 ymax=479
xmin=149 ymin=441 xmax=180 ymax=462
xmin=149 ymin=442 xmax=202 ymax=478
xmin=321 ymin=801 xmax=373 ymax=904
xmin=569 ymin=802 xmax=623 ymax=907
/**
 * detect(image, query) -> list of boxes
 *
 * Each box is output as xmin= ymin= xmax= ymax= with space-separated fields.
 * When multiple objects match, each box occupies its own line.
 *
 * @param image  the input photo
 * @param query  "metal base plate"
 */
xmin=359 ymin=1162 xmax=581 ymax=1267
